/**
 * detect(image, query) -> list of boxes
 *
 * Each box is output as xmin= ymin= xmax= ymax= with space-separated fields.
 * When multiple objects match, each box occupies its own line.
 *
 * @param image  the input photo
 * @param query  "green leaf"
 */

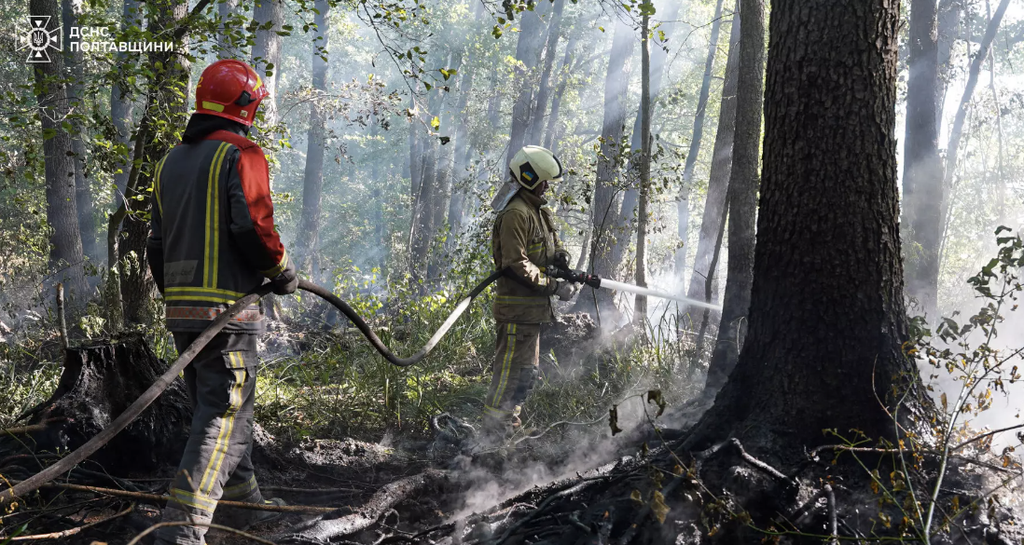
xmin=430 ymin=116 xmax=440 ymax=130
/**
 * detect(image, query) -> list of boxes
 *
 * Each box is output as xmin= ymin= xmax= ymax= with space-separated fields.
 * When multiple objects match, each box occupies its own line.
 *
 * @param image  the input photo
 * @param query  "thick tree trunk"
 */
xmin=110 ymin=0 xmax=138 ymax=203
xmin=252 ymin=0 xmax=284 ymax=128
xmin=296 ymin=0 xmax=330 ymax=272
xmin=902 ymin=0 xmax=943 ymax=317
xmin=62 ymin=0 xmax=100 ymax=265
xmin=583 ymin=18 xmax=634 ymax=319
xmin=528 ymin=0 xmax=566 ymax=144
xmin=31 ymin=0 xmax=88 ymax=307
xmin=633 ymin=10 xmax=652 ymax=326
xmin=675 ymin=0 xmax=728 ymax=281
xmin=686 ymin=3 xmax=740 ymax=306
xmin=687 ymin=0 xmax=917 ymax=451
xmin=704 ymin=0 xmax=764 ymax=392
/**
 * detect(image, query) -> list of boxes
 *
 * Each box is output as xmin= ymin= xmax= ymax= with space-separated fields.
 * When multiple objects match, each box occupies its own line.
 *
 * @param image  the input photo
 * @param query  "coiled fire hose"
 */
xmin=0 ymin=272 xmax=504 ymax=507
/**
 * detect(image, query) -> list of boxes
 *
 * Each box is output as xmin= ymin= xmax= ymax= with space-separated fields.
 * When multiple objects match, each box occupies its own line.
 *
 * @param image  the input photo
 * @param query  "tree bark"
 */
xmin=633 ymin=8 xmax=652 ymax=326
xmin=528 ymin=0 xmax=566 ymax=144
xmin=583 ymin=18 xmax=634 ymax=319
xmin=61 ymin=0 xmax=99 ymax=265
xmin=252 ymin=0 xmax=284 ymax=128
xmin=902 ymin=0 xmax=943 ymax=317
xmin=686 ymin=1 xmax=740 ymax=307
xmin=686 ymin=0 xmax=917 ymax=451
xmin=675 ymin=0 xmax=728 ymax=280
xmin=31 ymin=0 xmax=88 ymax=307
xmin=704 ymin=0 xmax=764 ymax=392
xmin=296 ymin=0 xmax=330 ymax=272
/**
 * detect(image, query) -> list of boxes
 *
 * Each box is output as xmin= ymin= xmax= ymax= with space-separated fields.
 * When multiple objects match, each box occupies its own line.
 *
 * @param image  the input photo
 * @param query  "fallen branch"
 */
xmin=276 ymin=469 xmax=452 ymax=545
xmin=3 ymin=501 xmax=134 ymax=541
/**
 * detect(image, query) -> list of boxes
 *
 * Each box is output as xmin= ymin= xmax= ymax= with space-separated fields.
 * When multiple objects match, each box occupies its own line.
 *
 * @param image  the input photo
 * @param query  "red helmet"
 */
xmin=194 ymin=59 xmax=269 ymax=126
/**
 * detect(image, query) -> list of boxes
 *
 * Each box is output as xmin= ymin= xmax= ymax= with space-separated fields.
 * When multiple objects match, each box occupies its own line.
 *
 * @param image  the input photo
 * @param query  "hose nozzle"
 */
xmin=547 ymin=265 xmax=601 ymax=289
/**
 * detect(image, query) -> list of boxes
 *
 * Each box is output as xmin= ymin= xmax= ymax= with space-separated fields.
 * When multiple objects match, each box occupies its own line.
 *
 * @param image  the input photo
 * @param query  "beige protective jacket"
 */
xmin=491 ymin=190 xmax=564 ymax=323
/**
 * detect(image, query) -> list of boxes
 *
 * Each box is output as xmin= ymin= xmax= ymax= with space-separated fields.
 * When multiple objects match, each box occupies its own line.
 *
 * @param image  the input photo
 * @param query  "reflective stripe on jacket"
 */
xmin=491 ymin=190 xmax=564 ymax=323
xmin=147 ymin=129 xmax=288 ymax=333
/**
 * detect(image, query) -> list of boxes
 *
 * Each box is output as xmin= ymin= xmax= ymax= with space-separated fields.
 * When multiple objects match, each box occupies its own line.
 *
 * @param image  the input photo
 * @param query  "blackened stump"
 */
xmin=26 ymin=335 xmax=191 ymax=474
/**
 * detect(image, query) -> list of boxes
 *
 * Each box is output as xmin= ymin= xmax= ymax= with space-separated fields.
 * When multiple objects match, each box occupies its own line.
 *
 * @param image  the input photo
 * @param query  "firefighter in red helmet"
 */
xmin=147 ymin=59 xmax=295 ymax=544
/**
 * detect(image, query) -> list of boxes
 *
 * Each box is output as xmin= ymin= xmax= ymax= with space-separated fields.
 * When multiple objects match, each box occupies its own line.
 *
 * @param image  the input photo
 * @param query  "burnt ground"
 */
xmin=6 ymin=399 xmax=1024 ymax=545
xmin=4 ymin=322 xmax=1024 ymax=544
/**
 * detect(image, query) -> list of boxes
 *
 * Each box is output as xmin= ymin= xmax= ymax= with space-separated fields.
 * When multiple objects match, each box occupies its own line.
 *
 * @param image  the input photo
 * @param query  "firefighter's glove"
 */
xmin=554 ymin=280 xmax=577 ymax=302
xmin=271 ymin=261 xmax=298 ymax=295
xmin=554 ymin=249 xmax=571 ymax=270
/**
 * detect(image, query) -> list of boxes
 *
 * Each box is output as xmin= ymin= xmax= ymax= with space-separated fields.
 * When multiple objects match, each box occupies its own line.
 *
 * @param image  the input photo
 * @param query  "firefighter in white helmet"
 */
xmin=483 ymin=145 xmax=576 ymax=442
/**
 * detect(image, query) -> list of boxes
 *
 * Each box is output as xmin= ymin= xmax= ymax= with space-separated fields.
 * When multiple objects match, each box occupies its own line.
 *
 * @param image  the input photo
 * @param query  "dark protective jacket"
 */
xmin=147 ymin=115 xmax=289 ymax=333
xmin=491 ymin=189 xmax=564 ymax=323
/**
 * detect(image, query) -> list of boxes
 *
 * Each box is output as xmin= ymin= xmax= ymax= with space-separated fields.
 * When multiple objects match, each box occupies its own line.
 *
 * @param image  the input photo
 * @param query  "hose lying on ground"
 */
xmin=0 ymin=272 xmax=504 ymax=507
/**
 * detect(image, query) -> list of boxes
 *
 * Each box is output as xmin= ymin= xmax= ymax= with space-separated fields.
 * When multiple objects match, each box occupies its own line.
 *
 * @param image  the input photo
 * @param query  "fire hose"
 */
xmin=0 ymin=269 xmax=719 ymax=506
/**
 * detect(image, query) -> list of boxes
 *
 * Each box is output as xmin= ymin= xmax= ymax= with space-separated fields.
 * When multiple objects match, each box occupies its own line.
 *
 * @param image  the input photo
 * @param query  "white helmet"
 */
xmin=509 ymin=145 xmax=564 ymax=190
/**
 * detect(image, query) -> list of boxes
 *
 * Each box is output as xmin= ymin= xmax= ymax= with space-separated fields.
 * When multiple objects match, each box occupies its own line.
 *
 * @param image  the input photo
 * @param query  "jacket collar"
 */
xmin=181 ymin=113 xmax=249 ymax=144
xmin=515 ymin=188 xmax=548 ymax=209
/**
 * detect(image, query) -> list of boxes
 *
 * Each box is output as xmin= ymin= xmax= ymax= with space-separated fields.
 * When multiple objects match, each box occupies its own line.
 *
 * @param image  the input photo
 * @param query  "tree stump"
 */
xmin=23 ymin=335 xmax=191 ymax=474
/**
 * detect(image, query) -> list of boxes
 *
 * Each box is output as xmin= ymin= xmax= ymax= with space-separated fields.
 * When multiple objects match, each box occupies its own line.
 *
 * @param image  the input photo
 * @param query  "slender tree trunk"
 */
xmin=121 ymin=0 xmax=192 ymax=326
xmin=543 ymin=34 xmax=578 ymax=152
xmin=110 ymin=0 xmax=138 ymax=204
xmin=528 ymin=0 xmax=566 ymax=144
xmin=932 ymin=0 xmax=1010 ymax=308
xmin=31 ymin=0 xmax=88 ymax=307
xmin=296 ymin=0 xmax=330 ymax=272
xmin=633 ymin=9 xmax=652 ymax=327
xmin=686 ymin=0 xmax=917 ymax=451
xmin=687 ymin=1 xmax=740 ymax=305
xmin=252 ymin=0 xmax=284 ymax=128
xmin=675 ymin=0 xmax=728 ymax=280
xmin=902 ymin=0 xmax=943 ymax=317
xmin=507 ymin=5 xmax=547 ymax=161
xmin=446 ymin=63 xmax=475 ymax=247
xmin=61 ymin=0 xmax=99 ymax=265
xmin=704 ymin=0 xmax=765 ymax=392
xmin=218 ymin=0 xmax=240 ymax=55
xmin=936 ymin=0 xmax=963 ymax=127
xmin=986 ymin=0 xmax=1006 ymax=222
xmin=582 ymin=18 xmax=634 ymax=319
xmin=609 ymin=0 xmax=682 ymax=274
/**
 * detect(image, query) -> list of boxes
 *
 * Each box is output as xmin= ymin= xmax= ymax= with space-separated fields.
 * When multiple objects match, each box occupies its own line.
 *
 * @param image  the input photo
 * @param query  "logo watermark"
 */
xmin=17 ymin=17 xmax=175 ymax=63
xmin=19 ymin=16 xmax=61 ymax=63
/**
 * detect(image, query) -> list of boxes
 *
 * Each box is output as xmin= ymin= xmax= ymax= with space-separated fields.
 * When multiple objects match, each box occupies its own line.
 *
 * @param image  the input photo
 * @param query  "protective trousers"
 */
xmin=483 ymin=322 xmax=540 ymax=432
xmin=155 ymin=332 xmax=265 ymax=545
